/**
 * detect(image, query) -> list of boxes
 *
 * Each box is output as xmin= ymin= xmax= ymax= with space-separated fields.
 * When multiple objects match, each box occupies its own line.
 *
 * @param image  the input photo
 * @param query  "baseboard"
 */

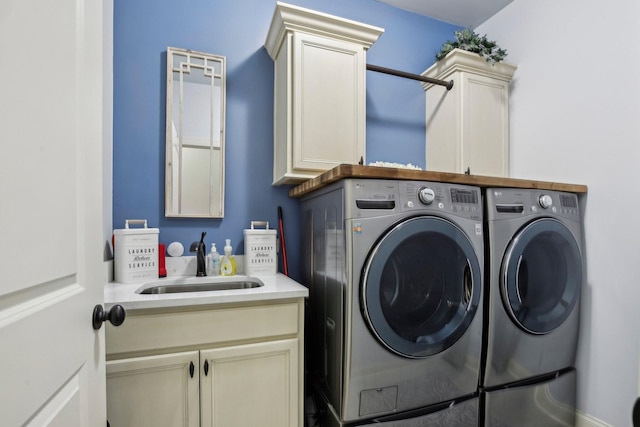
xmin=575 ymin=410 xmax=612 ymax=427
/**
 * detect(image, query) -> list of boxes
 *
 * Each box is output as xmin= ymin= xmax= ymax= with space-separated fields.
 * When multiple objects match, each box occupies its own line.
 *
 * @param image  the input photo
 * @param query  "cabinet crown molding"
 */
xmin=421 ymin=48 xmax=517 ymax=90
xmin=264 ymin=1 xmax=384 ymax=59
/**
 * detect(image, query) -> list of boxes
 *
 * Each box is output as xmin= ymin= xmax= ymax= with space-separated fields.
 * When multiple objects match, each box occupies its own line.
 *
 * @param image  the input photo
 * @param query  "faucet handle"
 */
xmin=189 ymin=231 xmax=207 ymax=252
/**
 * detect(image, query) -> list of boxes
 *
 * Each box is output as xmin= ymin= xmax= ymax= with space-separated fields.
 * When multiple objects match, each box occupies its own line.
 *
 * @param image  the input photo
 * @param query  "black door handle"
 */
xmin=92 ymin=304 xmax=126 ymax=330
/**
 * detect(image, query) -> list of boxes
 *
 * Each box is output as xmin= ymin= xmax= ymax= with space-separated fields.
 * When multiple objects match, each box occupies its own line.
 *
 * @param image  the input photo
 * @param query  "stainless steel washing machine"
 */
xmin=301 ymin=179 xmax=484 ymax=425
xmin=482 ymin=188 xmax=583 ymax=387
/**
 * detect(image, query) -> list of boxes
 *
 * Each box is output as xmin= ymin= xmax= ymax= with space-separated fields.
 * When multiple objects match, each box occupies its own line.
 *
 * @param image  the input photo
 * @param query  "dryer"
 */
xmin=301 ymin=179 xmax=484 ymax=425
xmin=482 ymin=188 xmax=583 ymax=426
xmin=482 ymin=188 xmax=583 ymax=386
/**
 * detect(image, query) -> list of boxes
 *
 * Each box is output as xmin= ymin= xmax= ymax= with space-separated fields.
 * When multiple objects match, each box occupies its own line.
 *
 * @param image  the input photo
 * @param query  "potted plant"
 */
xmin=435 ymin=28 xmax=507 ymax=64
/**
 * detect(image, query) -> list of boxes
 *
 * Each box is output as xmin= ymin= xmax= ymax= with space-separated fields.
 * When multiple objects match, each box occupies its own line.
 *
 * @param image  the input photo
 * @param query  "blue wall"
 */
xmin=113 ymin=0 xmax=459 ymax=281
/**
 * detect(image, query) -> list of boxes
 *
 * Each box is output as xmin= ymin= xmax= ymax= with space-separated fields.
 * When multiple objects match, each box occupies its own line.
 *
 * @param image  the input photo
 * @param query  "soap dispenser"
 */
xmin=206 ymin=243 xmax=220 ymax=276
xmin=219 ymin=239 xmax=237 ymax=276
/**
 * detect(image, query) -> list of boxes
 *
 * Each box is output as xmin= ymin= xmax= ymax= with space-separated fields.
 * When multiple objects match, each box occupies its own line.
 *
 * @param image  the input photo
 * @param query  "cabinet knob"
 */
xmin=92 ymin=304 xmax=126 ymax=330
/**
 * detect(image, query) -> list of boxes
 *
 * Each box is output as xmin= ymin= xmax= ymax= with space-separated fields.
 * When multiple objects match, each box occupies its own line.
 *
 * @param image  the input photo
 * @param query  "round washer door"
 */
xmin=501 ymin=218 xmax=582 ymax=334
xmin=361 ymin=216 xmax=481 ymax=358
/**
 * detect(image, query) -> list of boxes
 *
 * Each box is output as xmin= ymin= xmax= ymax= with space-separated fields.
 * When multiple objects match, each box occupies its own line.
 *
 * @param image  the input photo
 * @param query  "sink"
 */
xmin=136 ymin=275 xmax=264 ymax=295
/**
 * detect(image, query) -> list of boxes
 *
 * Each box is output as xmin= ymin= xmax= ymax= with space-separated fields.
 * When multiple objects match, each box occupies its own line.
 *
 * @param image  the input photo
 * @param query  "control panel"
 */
xmin=490 ymin=189 xmax=580 ymax=219
xmin=398 ymin=181 xmax=481 ymax=220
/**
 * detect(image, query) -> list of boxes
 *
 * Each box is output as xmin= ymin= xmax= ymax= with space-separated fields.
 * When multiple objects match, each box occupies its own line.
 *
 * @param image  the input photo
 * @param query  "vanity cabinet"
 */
xmin=264 ymin=2 xmax=383 ymax=185
xmin=200 ymin=339 xmax=298 ymax=426
xmin=106 ymin=351 xmax=199 ymax=426
xmin=422 ymin=49 xmax=517 ymax=177
xmin=105 ymin=299 xmax=304 ymax=427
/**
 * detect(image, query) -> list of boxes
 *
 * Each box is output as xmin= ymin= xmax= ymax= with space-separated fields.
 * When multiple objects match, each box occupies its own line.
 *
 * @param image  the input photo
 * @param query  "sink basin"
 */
xmin=136 ymin=275 xmax=264 ymax=295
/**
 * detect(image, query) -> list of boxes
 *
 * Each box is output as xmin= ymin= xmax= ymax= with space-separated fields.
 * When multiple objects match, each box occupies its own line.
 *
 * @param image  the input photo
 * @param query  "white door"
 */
xmin=0 ymin=0 xmax=108 ymax=425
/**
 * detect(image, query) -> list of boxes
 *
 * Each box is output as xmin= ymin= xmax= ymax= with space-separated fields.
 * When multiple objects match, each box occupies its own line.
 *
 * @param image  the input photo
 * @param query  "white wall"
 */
xmin=477 ymin=1 xmax=640 ymax=425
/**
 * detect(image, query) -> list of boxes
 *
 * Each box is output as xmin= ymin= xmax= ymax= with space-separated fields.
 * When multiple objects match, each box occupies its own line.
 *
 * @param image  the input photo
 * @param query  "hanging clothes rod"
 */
xmin=366 ymin=64 xmax=454 ymax=90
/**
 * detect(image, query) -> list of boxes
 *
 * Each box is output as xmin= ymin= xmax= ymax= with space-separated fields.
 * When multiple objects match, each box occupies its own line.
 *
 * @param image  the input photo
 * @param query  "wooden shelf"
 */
xmin=288 ymin=164 xmax=587 ymax=198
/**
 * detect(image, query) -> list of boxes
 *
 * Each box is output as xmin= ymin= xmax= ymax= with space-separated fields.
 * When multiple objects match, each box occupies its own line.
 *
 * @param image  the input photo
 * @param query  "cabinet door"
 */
xmin=460 ymin=72 xmax=510 ymax=176
xmin=292 ymin=32 xmax=365 ymax=172
xmin=200 ymin=339 xmax=299 ymax=427
xmin=106 ymin=351 xmax=199 ymax=427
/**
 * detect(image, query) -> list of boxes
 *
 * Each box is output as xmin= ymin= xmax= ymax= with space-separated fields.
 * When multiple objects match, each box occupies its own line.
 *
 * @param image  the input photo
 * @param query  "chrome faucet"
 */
xmin=189 ymin=231 xmax=207 ymax=276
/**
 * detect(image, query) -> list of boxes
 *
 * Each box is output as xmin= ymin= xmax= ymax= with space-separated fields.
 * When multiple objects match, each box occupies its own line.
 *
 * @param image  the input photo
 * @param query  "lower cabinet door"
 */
xmin=200 ymin=339 xmax=299 ymax=427
xmin=106 ymin=351 xmax=200 ymax=427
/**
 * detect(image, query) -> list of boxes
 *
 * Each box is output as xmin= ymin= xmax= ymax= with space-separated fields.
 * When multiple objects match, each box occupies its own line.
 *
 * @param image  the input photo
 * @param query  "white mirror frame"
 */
xmin=165 ymin=47 xmax=226 ymax=218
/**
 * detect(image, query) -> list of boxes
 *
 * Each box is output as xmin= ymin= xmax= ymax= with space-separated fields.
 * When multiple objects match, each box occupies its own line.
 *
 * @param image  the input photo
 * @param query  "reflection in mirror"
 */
xmin=165 ymin=47 xmax=225 ymax=218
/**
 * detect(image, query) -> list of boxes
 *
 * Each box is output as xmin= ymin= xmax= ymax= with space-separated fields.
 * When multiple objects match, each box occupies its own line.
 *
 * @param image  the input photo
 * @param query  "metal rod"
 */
xmin=366 ymin=63 xmax=454 ymax=90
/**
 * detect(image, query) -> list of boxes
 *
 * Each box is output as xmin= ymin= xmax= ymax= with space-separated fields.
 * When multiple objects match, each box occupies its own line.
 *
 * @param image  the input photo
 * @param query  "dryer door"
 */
xmin=501 ymin=218 xmax=582 ymax=334
xmin=361 ymin=216 xmax=481 ymax=358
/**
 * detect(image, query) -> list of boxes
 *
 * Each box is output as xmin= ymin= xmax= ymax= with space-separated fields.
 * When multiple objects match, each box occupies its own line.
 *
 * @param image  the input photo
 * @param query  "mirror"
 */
xmin=165 ymin=47 xmax=226 ymax=218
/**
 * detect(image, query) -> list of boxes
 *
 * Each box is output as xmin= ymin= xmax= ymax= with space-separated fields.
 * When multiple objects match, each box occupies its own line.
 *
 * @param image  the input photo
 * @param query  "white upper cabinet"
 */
xmin=422 ymin=49 xmax=517 ymax=177
xmin=265 ymin=2 xmax=384 ymax=185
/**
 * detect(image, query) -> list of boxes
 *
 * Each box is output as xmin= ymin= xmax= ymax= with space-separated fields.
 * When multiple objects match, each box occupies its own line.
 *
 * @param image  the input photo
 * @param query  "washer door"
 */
xmin=361 ymin=216 xmax=481 ymax=358
xmin=501 ymin=218 xmax=582 ymax=334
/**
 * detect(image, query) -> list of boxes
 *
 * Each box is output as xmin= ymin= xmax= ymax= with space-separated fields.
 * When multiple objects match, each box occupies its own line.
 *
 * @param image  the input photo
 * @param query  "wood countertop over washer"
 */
xmin=288 ymin=164 xmax=588 ymax=198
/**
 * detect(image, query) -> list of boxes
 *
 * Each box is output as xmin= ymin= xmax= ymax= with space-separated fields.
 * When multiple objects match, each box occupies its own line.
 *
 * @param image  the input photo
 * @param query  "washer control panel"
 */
xmin=345 ymin=179 xmax=484 ymax=221
xmin=400 ymin=181 xmax=481 ymax=220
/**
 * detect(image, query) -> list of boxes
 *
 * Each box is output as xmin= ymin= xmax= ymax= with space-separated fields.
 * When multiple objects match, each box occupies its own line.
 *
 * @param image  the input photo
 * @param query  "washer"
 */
xmin=481 ymin=188 xmax=583 ymax=426
xmin=301 ymin=179 xmax=484 ymax=425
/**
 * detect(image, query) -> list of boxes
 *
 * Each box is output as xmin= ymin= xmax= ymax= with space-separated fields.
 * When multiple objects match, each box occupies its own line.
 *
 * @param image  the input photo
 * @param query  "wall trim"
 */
xmin=576 ymin=410 xmax=612 ymax=427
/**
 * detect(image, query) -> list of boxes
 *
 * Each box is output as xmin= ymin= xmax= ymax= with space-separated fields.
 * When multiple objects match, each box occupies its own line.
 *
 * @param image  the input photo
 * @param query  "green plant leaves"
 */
xmin=435 ymin=28 xmax=507 ymax=64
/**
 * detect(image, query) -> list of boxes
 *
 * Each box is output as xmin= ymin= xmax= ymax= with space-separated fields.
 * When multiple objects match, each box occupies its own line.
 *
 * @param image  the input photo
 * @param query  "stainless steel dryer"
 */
xmin=482 ymin=188 xmax=583 ymax=387
xmin=482 ymin=188 xmax=583 ymax=426
xmin=301 ymin=179 xmax=484 ymax=425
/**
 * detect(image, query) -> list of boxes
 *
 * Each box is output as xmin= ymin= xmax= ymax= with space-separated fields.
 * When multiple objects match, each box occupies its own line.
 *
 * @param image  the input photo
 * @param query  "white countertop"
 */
xmin=104 ymin=273 xmax=308 ymax=311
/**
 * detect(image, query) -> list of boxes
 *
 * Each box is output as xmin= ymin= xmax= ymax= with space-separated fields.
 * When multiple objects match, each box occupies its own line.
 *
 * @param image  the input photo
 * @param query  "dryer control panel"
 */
xmin=488 ymin=188 xmax=580 ymax=221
